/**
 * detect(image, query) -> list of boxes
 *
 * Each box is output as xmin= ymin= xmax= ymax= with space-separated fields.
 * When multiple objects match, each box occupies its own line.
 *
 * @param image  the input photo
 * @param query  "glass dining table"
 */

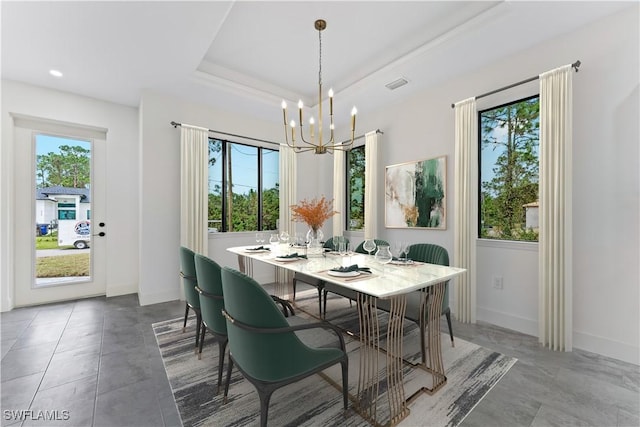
xmin=227 ymin=245 xmax=466 ymax=427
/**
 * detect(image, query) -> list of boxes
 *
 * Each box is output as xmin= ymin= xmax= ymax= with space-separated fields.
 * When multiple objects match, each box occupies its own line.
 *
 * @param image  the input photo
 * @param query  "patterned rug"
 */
xmin=153 ymin=289 xmax=516 ymax=427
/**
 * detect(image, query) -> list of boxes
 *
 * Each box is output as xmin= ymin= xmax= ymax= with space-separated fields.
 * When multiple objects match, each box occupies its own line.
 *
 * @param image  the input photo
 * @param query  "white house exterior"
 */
xmin=35 ymin=186 xmax=91 ymax=231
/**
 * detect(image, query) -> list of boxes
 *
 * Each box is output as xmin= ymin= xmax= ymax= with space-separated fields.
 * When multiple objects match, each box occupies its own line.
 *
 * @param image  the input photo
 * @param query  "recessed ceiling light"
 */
xmin=49 ymin=69 xmax=63 ymax=78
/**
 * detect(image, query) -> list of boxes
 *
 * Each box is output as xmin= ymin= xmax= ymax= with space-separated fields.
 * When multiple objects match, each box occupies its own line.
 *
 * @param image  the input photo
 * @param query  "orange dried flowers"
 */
xmin=290 ymin=196 xmax=337 ymax=231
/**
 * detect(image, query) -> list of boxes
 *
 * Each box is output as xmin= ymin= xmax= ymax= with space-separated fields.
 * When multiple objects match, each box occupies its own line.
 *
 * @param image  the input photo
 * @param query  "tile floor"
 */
xmin=1 ymin=293 xmax=638 ymax=427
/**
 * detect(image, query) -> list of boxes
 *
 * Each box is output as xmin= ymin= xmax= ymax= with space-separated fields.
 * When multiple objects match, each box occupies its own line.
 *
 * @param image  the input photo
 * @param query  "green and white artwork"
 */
xmin=385 ymin=156 xmax=446 ymax=229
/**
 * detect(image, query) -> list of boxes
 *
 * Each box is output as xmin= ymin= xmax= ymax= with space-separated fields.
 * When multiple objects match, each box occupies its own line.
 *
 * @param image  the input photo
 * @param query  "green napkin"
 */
xmin=331 ymin=264 xmax=371 ymax=273
xmin=278 ymin=252 xmax=307 ymax=259
xmin=249 ymin=246 xmax=270 ymax=251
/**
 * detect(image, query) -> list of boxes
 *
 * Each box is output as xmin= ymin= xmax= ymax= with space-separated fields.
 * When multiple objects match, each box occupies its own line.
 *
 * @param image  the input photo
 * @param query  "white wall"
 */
xmin=1 ymin=80 xmax=139 ymax=309
xmin=137 ymin=90 xmax=290 ymax=305
xmin=348 ymin=7 xmax=639 ymax=363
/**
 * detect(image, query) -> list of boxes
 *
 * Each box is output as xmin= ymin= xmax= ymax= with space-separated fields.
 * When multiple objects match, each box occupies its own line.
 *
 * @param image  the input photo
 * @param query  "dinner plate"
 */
xmin=274 ymin=256 xmax=301 ymax=262
xmin=327 ymin=270 xmax=360 ymax=278
xmin=390 ymin=259 xmax=414 ymax=265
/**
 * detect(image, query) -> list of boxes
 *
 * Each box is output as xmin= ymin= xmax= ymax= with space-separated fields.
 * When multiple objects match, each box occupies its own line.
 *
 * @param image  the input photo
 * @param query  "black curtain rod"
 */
xmin=170 ymin=121 xmax=279 ymax=145
xmin=170 ymin=121 xmax=383 ymax=146
xmin=450 ymin=60 xmax=581 ymax=108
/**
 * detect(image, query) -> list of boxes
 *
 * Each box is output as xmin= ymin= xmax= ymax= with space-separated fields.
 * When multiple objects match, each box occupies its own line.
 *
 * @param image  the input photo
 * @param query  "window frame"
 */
xmin=345 ymin=144 xmax=366 ymax=232
xmin=208 ymin=137 xmax=279 ymax=233
xmin=477 ymin=94 xmax=540 ymax=242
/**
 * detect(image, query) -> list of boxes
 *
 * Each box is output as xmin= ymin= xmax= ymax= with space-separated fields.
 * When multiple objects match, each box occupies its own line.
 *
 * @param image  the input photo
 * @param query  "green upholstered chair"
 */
xmin=403 ymin=243 xmax=454 ymax=349
xmin=194 ymin=254 xmax=228 ymax=394
xmin=179 ymin=246 xmax=202 ymax=352
xmin=322 ymin=239 xmax=390 ymax=316
xmin=220 ymin=267 xmax=348 ymax=427
xmin=292 ymin=236 xmax=348 ymax=317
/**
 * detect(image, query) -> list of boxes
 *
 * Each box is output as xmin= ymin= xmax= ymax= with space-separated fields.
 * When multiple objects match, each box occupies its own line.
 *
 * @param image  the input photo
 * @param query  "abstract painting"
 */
xmin=385 ymin=156 xmax=446 ymax=229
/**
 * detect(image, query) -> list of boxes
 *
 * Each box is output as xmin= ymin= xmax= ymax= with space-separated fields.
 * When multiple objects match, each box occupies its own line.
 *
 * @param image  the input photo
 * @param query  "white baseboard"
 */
xmin=475 ymin=306 xmax=639 ymax=365
xmin=106 ymin=282 xmax=138 ymax=298
xmin=138 ymin=288 xmax=181 ymax=306
xmin=476 ymin=306 xmax=539 ymax=337
xmin=573 ymin=330 xmax=639 ymax=365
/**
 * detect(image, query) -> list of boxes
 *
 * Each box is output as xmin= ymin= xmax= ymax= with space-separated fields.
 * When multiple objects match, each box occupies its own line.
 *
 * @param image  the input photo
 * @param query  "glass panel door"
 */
xmin=35 ymin=134 xmax=92 ymax=287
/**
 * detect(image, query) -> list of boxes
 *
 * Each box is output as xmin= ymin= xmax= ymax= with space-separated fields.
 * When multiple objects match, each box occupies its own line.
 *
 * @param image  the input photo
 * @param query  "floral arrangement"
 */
xmin=290 ymin=196 xmax=337 ymax=232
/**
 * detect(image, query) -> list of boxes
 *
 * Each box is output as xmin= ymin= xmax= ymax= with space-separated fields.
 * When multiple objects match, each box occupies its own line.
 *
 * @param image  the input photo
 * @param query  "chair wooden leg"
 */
xmin=216 ymin=339 xmax=228 ymax=395
xmin=341 ymin=359 xmax=349 ymax=410
xmin=198 ymin=325 xmax=206 ymax=359
xmin=194 ymin=311 xmax=202 ymax=353
xmin=182 ymin=304 xmax=189 ymax=332
xmin=323 ymin=290 xmax=328 ymax=319
xmin=223 ymin=357 xmax=234 ymax=404
xmin=445 ymin=310 xmax=454 ymax=347
xmin=317 ymin=285 xmax=323 ymax=318
xmin=258 ymin=389 xmax=274 ymax=427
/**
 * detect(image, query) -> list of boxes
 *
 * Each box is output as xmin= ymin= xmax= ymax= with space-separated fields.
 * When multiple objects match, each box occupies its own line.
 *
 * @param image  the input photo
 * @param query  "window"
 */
xmin=57 ymin=209 xmax=76 ymax=220
xmin=208 ymin=138 xmax=279 ymax=232
xmin=479 ymin=96 xmax=539 ymax=241
xmin=346 ymin=145 xmax=365 ymax=231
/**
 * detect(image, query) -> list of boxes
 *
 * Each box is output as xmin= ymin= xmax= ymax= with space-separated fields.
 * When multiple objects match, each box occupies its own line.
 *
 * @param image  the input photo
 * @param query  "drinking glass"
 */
xmin=363 ymin=239 xmax=376 ymax=256
xmin=255 ymin=232 xmax=265 ymax=245
xmin=392 ymin=241 xmax=403 ymax=259
xmin=279 ymin=231 xmax=290 ymax=245
xmin=374 ymin=244 xmax=393 ymax=277
xmin=402 ymin=242 xmax=411 ymax=262
xmin=338 ymin=241 xmax=347 ymax=256
xmin=269 ymin=233 xmax=279 ymax=251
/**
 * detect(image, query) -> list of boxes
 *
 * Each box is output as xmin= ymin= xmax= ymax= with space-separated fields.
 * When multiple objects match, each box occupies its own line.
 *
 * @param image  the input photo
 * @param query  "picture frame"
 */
xmin=384 ymin=156 xmax=446 ymax=229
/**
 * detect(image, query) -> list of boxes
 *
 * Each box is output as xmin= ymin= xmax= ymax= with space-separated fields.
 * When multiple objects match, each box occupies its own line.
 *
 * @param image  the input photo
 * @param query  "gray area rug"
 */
xmin=153 ymin=289 xmax=516 ymax=427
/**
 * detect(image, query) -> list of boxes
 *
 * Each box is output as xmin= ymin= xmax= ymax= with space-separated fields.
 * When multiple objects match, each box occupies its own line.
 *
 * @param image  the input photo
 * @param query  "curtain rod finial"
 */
xmin=572 ymin=60 xmax=581 ymax=72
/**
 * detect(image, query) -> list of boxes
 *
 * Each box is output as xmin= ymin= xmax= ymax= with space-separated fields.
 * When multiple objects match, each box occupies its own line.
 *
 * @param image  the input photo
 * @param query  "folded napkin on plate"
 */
xmin=277 ymin=253 xmax=307 ymax=259
xmin=249 ymin=246 xmax=270 ymax=251
xmin=330 ymin=264 xmax=371 ymax=273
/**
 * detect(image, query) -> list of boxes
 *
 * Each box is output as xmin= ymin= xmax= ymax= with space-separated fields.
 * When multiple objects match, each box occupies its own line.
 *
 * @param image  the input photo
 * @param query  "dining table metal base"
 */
xmin=354 ymin=293 xmax=409 ymax=427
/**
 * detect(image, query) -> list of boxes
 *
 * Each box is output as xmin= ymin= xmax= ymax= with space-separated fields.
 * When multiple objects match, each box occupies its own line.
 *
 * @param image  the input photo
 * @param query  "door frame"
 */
xmin=12 ymin=114 xmax=108 ymax=307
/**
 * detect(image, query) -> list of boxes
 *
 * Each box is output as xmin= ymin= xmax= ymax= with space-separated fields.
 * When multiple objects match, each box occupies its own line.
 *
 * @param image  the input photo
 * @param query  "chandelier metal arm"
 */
xmin=280 ymin=19 xmax=356 ymax=155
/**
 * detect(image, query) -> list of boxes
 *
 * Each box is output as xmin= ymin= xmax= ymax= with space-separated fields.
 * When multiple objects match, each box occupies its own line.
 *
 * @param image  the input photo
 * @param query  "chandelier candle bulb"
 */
xmin=298 ymin=100 xmax=304 ymax=126
xmin=328 ymin=88 xmax=334 ymax=113
xmin=290 ymin=120 xmax=296 ymax=142
xmin=351 ymin=107 xmax=357 ymax=131
xmin=309 ymin=117 xmax=315 ymax=139
xmin=281 ymin=101 xmax=287 ymax=125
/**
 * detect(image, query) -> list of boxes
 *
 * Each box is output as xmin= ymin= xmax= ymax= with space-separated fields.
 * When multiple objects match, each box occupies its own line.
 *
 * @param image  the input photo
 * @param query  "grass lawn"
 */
xmin=36 ymin=254 xmax=90 ymax=277
xmin=36 ymin=234 xmax=60 ymax=250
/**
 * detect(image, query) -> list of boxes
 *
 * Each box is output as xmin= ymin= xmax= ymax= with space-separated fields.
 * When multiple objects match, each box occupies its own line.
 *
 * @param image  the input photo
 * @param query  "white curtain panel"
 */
xmin=454 ymin=98 xmax=477 ymax=324
xmin=180 ymin=124 xmax=209 ymax=256
xmin=332 ymin=149 xmax=345 ymax=237
xmin=364 ymin=131 xmax=380 ymax=240
xmin=538 ymin=65 xmax=573 ymax=352
xmin=276 ymin=144 xmax=297 ymax=292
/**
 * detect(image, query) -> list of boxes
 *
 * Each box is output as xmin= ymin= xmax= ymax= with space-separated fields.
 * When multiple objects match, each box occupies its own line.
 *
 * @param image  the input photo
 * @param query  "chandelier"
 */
xmin=281 ymin=19 xmax=357 ymax=154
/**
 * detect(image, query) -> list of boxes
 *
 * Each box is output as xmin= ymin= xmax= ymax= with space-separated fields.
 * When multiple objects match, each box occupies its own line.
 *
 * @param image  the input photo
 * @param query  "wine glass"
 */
xmin=402 ymin=242 xmax=411 ymax=262
xmin=363 ymin=239 xmax=376 ymax=256
xmin=255 ymin=232 xmax=265 ymax=246
xmin=269 ymin=233 xmax=279 ymax=251
xmin=279 ymin=231 xmax=290 ymax=245
xmin=374 ymin=244 xmax=393 ymax=277
xmin=392 ymin=241 xmax=403 ymax=260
